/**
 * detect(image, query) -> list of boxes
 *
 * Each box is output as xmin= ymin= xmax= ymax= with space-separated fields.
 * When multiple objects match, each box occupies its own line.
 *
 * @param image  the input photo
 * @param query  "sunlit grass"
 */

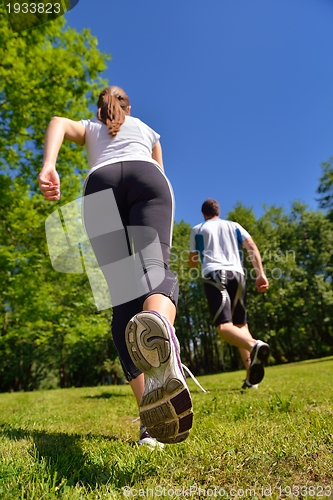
xmin=0 ymin=357 xmax=332 ymax=499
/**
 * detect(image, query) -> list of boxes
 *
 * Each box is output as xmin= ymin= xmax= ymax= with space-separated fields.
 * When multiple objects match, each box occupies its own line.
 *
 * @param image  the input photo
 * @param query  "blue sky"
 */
xmin=65 ymin=0 xmax=333 ymax=227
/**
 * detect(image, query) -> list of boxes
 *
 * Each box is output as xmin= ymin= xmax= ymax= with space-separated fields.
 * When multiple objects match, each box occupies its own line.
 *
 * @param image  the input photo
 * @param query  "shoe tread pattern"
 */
xmin=249 ymin=343 xmax=270 ymax=385
xmin=141 ymin=388 xmax=193 ymax=443
xmin=248 ymin=364 xmax=264 ymax=385
xmin=146 ymin=411 xmax=193 ymax=444
xmin=125 ymin=315 xmax=171 ymax=372
xmin=125 ymin=312 xmax=193 ymax=444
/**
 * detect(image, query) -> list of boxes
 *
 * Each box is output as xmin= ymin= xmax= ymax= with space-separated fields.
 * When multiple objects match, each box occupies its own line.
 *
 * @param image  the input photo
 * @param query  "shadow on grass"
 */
xmin=297 ymin=356 xmax=333 ymax=365
xmin=201 ymin=387 xmax=250 ymax=394
xmin=0 ymin=424 xmax=137 ymax=488
xmin=83 ymin=392 xmax=129 ymax=399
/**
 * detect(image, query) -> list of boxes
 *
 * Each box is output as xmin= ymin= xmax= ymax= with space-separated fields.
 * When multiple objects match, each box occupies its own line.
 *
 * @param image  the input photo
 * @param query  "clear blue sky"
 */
xmin=65 ymin=0 xmax=333 ymax=227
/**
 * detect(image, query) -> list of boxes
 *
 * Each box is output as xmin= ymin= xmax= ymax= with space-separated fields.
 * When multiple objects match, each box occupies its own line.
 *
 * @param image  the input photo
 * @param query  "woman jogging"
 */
xmin=38 ymin=86 xmax=193 ymax=446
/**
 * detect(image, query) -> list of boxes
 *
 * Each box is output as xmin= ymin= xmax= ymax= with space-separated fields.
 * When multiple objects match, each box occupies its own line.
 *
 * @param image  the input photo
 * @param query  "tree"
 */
xmin=0 ymin=7 xmax=121 ymax=390
xmin=172 ymin=220 xmax=234 ymax=375
xmin=317 ymin=156 xmax=333 ymax=221
xmin=241 ymin=202 xmax=333 ymax=363
xmin=172 ymin=202 xmax=333 ymax=378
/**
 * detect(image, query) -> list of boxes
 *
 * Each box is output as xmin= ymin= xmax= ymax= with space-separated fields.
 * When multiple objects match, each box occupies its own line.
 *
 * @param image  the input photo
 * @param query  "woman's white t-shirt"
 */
xmin=80 ymin=116 xmax=161 ymax=174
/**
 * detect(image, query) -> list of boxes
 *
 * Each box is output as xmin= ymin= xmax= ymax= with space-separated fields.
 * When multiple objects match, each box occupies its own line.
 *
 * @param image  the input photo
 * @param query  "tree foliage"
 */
xmin=317 ymin=156 xmax=333 ymax=222
xmin=0 ymin=9 xmax=122 ymax=391
xmin=173 ymin=203 xmax=333 ymax=376
xmin=1 ymin=7 xmax=332 ymax=391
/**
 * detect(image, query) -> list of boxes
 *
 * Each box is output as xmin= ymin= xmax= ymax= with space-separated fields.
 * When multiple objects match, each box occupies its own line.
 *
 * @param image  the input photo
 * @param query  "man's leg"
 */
xmin=235 ymin=324 xmax=254 ymax=376
xmin=216 ymin=321 xmax=269 ymax=386
xmin=215 ymin=322 xmax=256 ymax=351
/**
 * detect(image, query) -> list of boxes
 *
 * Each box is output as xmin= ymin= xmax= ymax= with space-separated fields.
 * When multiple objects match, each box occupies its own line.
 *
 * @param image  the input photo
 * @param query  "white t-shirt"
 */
xmin=80 ymin=116 xmax=161 ymax=174
xmin=190 ymin=219 xmax=251 ymax=276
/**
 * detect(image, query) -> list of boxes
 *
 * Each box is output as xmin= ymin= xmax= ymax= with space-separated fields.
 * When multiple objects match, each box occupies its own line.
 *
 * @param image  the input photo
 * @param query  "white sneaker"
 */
xmin=248 ymin=340 xmax=270 ymax=385
xmin=242 ymin=379 xmax=259 ymax=389
xmin=125 ymin=311 xmax=193 ymax=444
xmin=137 ymin=425 xmax=164 ymax=449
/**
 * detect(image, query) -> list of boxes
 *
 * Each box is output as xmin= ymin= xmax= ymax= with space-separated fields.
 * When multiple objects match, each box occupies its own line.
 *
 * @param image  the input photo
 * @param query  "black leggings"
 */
xmin=83 ymin=161 xmax=179 ymax=380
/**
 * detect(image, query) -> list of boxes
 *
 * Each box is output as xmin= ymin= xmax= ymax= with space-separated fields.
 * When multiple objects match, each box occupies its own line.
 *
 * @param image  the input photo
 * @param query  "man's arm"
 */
xmin=242 ymin=237 xmax=269 ymax=292
xmin=188 ymin=226 xmax=198 ymax=268
xmin=188 ymin=251 xmax=199 ymax=268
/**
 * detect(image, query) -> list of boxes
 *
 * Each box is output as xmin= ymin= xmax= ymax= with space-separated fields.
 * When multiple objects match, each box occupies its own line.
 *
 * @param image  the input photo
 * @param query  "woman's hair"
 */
xmin=201 ymin=198 xmax=220 ymax=218
xmin=97 ymin=86 xmax=130 ymax=137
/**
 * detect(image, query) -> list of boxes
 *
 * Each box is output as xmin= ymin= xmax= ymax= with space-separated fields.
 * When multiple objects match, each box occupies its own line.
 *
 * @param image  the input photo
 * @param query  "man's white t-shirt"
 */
xmin=80 ymin=116 xmax=161 ymax=174
xmin=190 ymin=219 xmax=251 ymax=277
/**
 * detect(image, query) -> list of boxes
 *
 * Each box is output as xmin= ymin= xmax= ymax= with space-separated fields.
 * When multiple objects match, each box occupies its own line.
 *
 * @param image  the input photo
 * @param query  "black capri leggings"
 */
xmin=82 ymin=160 xmax=179 ymax=381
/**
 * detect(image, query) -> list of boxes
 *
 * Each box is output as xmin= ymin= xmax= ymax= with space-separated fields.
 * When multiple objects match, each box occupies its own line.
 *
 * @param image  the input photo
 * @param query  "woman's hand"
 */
xmin=39 ymin=116 xmax=85 ymax=201
xmin=38 ymin=167 xmax=60 ymax=201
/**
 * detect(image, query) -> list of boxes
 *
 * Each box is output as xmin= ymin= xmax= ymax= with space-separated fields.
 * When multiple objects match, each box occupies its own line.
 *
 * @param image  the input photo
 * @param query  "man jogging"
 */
xmin=189 ymin=199 xmax=270 ymax=388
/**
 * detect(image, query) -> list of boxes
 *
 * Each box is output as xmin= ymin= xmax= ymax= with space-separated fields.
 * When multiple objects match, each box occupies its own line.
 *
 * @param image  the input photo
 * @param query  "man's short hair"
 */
xmin=201 ymin=199 xmax=220 ymax=217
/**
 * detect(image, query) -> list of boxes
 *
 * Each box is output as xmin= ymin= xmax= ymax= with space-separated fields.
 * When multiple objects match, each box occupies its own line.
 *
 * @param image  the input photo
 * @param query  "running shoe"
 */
xmin=242 ymin=379 xmax=259 ymax=389
xmin=248 ymin=340 xmax=270 ymax=385
xmin=137 ymin=424 xmax=164 ymax=449
xmin=125 ymin=311 xmax=193 ymax=444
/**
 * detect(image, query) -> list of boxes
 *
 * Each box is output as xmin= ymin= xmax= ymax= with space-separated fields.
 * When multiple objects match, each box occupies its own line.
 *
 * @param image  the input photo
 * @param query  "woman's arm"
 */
xmin=38 ymin=117 xmax=85 ymax=201
xmin=152 ymin=141 xmax=164 ymax=171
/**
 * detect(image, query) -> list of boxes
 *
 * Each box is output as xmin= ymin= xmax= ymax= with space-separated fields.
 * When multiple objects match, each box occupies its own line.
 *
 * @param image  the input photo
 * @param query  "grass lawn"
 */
xmin=0 ymin=357 xmax=332 ymax=499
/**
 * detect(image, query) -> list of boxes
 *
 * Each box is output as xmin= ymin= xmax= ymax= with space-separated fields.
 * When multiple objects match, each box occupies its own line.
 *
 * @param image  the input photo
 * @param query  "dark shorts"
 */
xmin=203 ymin=269 xmax=247 ymax=327
xmin=82 ymin=160 xmax=179 ymax=381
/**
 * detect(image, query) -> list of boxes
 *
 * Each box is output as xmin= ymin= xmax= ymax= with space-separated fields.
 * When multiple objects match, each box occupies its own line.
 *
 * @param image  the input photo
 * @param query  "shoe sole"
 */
xmin=125 ymin=312 xmax=193 ymax=444
xmin=248 ymin=343 xmax=270 ymax=385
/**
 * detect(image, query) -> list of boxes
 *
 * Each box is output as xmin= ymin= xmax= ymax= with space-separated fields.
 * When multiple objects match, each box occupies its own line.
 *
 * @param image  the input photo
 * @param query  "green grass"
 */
xmin=0 ymin=358 xmax=332 ymax=499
